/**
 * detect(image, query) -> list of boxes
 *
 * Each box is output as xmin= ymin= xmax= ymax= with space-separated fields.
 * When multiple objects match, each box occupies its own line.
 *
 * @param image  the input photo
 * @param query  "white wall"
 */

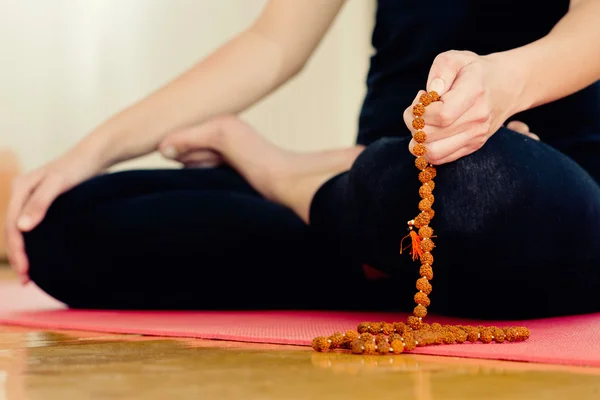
xmin=0 ymin=0 xmax=374 ymax=172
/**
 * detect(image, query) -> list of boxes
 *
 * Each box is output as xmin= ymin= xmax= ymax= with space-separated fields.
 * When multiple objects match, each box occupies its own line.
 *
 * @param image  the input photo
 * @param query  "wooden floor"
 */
xmin=1 ymin=265 xmax=600 ymax=399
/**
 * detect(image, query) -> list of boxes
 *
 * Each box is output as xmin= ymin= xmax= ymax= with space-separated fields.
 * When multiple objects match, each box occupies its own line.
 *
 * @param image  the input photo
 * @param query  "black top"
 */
xmin=357 ymin=0 xmax=600 ymax=151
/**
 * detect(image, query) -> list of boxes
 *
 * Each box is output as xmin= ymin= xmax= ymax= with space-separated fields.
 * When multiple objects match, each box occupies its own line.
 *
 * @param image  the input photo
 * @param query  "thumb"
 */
xmin=427 ymin=51 xmax=476 ymax=97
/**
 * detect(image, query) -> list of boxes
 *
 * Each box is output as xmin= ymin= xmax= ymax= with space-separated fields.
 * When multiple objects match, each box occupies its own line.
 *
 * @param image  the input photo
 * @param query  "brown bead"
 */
xmin=414 ymin=212 xmax=431 ymax=228
xmin=413 ymin=143 xmax=427 ymax=157
xmin=413 ymin=103 xmax=426 ymax=117
xmin=429 ymin=91 xmax=440 ymax=102
xmin=418 ymin=199 xmax=433 ymax=212
xmin=328 ymin=332 xmax=344 ymax=348
xmin=363 ymin=341 xmax=377 ymax=355
xmin=414 ymin=304 xmax=428 ymax=318
xmin=393 ymin=322 xmax=409 ymax=334
xmin=420 ymin=93 xmax=433 ymax=106
xmin=351 ymin=339 xmax=364 ymax=354
xmin=403 ymin=331 xmax=417 ymax=351
xmin=390 ymin=339 xmax=404 ymax=354
xmin=466 ymin=327 xmax=480 ymax=343
xmin=416 ymin=277 xmax=432 ymax=295
xmin=414 ymin=292 xmax=431 ymax=307
xmin=425 ymin=208 xmax=435 ymax=219
xmin=419 ymin=170 xmax=433 ymax=183
xmin=377 ymin=340 xmax=391 ymax=354
xmin=430 ymin=323 xmax=443 ymax=332
xmin=388 ymin=333 xmax=402 ymax=343
xmin=454 ymin=328 xmax=468 ymax=344
xmin=420 ymin=252 xmax=434 ymax=265
xmin=357 ymin=322 xmax=370 ymax=333
xmin=359 ymin=332 xmax=374 ymax=343
xmin=426 ymin=194 xmax=435 ymax=203
xmin=479 ymin=327 xmax=494 ymax=344
xmin=425 ymin=166 xmax=437 ymax=179
xmin=415 ymin=156 xmax=429 ymax=170
xmin=312 ymin=337 xmax=330 ymax=352
xmin=493 ymin=327 xmax=506 ymax=343
xmin=414 ymin=130 xmax=427 ymax=143
xmin=427 ymin=181 xmax=435 ymax=190
xmin=382 ymin=323 xmax=395 ymax=335
xmin=420 ymin=238 xmax=435 ymax=252
xmin=420 ymin=323 xmax=431 ymax=331
xmin=369 ymin=322 xmax=383 ymax=334
xmin=516 ymin=327 xmax=531 ymax=340
xmin=419 ymin=264 xmax=434 ymax=280
xmin=407 ymin=316 xmax=423 ymax=330
xmin=415 ymin=331 xmax=436 ymax=346
xmin=342 ymin=330 xmax=359 ymax=348
xmin=442 ymin=331 xmax=456 ymax=344
xmin=418 ymin=226 xmax=434 ymax=239
xmin=419 ymin=184 xmax=433 ymax=198
xmin=375 ymin=333 xmax=387 ymax=343
xmin=412 ymin=117 xmax=425 ymax=130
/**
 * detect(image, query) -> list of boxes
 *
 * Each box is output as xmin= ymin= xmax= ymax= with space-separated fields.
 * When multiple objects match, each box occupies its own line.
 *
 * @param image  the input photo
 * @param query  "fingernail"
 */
xmin=161 ymin=146 xmax=178 ymax=159
xmin=429 ymin=78 xmax=445 ymax=96
xmin=17 ymin=215 xmax=33 ymax=231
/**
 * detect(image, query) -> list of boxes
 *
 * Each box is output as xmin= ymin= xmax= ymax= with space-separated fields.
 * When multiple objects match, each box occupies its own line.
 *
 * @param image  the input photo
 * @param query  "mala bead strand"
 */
xmin=312 ymin=91 xmax=530 ymax=355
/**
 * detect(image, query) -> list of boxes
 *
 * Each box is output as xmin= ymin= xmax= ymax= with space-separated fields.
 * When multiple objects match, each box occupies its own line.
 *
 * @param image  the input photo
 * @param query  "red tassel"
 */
xmin=400 ymin=230 xmax=424 ymax=261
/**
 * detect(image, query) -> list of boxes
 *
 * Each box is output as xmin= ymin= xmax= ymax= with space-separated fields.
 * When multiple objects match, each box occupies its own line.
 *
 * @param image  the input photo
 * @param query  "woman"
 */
xmin=5 ymin=0 xmax=600 ymax=319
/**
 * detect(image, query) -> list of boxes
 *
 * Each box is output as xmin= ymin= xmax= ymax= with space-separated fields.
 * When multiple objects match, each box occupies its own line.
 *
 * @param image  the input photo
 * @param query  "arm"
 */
xmin=85 ymin=0 xmax=346 ymax=167
xmin=494 ymin=0 xmax=600 ymax=112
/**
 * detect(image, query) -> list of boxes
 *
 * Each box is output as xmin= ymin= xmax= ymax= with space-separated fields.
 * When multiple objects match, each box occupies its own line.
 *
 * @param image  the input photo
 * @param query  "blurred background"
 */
xmin=0 ymin=0 xmax=375 ymax=258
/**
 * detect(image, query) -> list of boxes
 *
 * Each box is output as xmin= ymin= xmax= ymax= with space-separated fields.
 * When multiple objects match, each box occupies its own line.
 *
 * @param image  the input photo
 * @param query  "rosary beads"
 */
xmin=312 ymin=91 xmax=530 ymax=354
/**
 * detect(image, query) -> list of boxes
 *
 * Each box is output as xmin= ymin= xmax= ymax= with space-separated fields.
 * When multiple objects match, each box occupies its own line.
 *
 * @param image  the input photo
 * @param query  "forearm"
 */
xmin=89 ymin=30 xmax=299 ymax=167
xmin=492 ymin=0 xmax=600 ymax=112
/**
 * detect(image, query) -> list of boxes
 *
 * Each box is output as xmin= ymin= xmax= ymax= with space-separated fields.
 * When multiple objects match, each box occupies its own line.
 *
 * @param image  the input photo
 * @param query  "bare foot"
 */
xmin=159 ymin=116 xmax=364 ymax=223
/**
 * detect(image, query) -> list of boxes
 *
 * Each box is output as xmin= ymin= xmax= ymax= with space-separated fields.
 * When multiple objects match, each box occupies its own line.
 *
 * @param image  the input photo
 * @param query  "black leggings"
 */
xmin=25 ymin=128 xmax=600 ymax=319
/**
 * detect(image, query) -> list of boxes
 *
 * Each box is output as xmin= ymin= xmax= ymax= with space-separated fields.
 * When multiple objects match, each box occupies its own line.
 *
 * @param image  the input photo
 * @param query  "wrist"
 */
xmin=484 ymin=50 xmax=534 ymax=116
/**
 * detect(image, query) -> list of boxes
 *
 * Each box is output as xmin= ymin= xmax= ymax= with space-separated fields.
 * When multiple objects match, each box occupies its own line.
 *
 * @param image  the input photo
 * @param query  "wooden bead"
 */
xmin=479 ymin=327 xmax=494 ymax=344
xmin=407 ymin=316 xmax=423 ymax=330
xmin=393 ymin=322 xmax=409 ymax=334
xmin=312 ymin=337 xmax=330 ymax=352
xmin=429 ymin=91 xmax=440 ymax=101
xmin=414 ymin=130 xmax=427 ymax=143
xmin=419 ymin=323 xmax=431 ymax=331
xmin=466 ymin=327 xmax=480 ymax=343
xmin=414 ymin=292 xmax=431 ymax=307
xmin=412 ymin=117 xmax=425 ymax=130
xmin=415 ymin=156 xmax=429 ymax=170
xmin=363 ymin=341 xmax=377 ymax=355
xmin=419 ymin=264 xmax=434 ymax=280
xmin=442 ymin=331 xmax=456 ymax=344
xmin=454 ymin=328 xmax=468 ymax=344
xmin=426 ymin=194 xmax=435 ymax=203
xmin=419 ymin=170 xmax=434 ymax=183
xmin=359 ymin=332 xmax=373 ymax=343
xmin=351 ymin=339 xmax=364 ymax=354
xmin=418 ymin=199 xmax=433 ymax=212
xmin=420 ymin=93 xmax=433 ymax=106
xmin=413 ymin=144 xmax=427 ymax=157
xmin=377 ymin=340 xmax=391 ymax=354
xmin=369 ymin=322 xmax=383 ymax=334
xmin=403 ymin=331 xmax=417 ymax=351
xmin=342 ymin=330 xmax=359 ymax=348
xmin=427 ymin=181 xmax=435 ymax=190
xmin=414 ymin=212 xmax=431 ymax=228
xmin=416 ymin=277 xmax=432 ymax=295
xmin=414 ymin=304 xmax=428 ymax=318
xmin=420 ymin=238 xmax=435 ymax=252
xmin=357 ymin=322 xmax=370 ymax=333
xmin=419 ymin=184 xmax=433 ymax=198
xmin=493 ymin=327 xmax=506 ymax=343
xmin=430 ymin=323 xmax=443 ymax=332
xmin=425 ymin=166 xmax=437 ymax=179
xmin=388 ymin=333 xmax=402 ymax=343
xmin=424 ymin=208 xmax=435 ymax=219
xmin=420 ymin=252 xmax=434 ymax=265
xmin=418 ymin=226 xmax=433 ymax=239
xmin=382 ymin=323 xmax=395 ymax=335
xmin=329 ymin=332 xmax=344 ymax=348
xmin=390 ymin=339 xmax=404 ymax=354
xmin=413 ymin=103 xmax=426 ymax=117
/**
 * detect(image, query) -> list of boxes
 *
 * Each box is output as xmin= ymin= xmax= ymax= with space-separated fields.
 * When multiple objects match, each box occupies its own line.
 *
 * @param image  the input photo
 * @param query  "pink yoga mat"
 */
xmin=1 ymin=281 xmax=599 ymax=367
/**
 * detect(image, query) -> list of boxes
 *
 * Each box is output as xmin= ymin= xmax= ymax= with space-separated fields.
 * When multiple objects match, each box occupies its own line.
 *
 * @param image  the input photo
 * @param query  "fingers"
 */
xmin=18 ymin=174 xmax=64 ymax=232
xmin=409 ymin=129 xmax=477 ymax=165
xmin=426 ymin=50 xmax=477 ymax=97
xmin=5 ymin=173 xmax=43 ymax=279
xmin=177 ymin=151 xmax=223 ymax=168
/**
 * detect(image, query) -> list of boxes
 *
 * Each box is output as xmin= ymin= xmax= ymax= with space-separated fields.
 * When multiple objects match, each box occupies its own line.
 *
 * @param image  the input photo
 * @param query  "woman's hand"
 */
xmin=4 ymin=148 xmax=105 ymax=283
xmin=403 ymin=50 xmax=526 ymax=164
